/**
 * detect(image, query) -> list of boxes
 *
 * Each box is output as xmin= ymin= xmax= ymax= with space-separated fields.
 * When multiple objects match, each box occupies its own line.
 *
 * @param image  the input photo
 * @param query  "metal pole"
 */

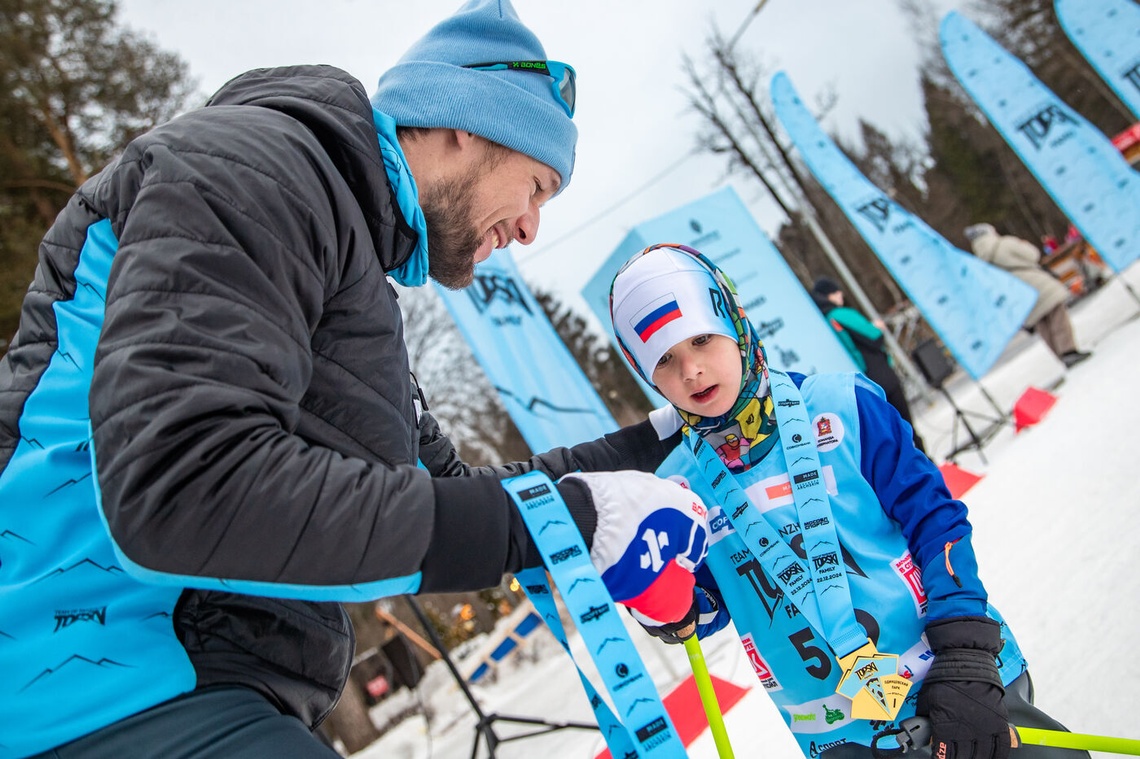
xmin=375 ymin=604 xmax=441 ymax=660
xmin=975 ymin=382 xmax=1009 ymax=422
xmin=714 ymin=10 xmax=929 ymax=398
xmin=726 ymin=0 xmax=772 ymax=52
xmin=720 ymin=68 xmax=930 ymax=397
xmin=402 ymin=596 xmax=598 ymax=759
xmin=798 ymin=207 xmax=929 ymax=394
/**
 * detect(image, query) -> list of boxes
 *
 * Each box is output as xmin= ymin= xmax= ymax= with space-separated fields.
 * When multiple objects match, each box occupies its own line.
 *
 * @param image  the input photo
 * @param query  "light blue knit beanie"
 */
xmin=371 ymin=0 xmax=577 ymax=190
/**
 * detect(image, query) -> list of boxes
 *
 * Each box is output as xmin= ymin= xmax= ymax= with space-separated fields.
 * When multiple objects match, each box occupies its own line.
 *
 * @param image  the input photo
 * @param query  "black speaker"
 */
xmin=911 ymin=338 xmax=956 ymax=388
xmin=382 ymin=634 xmax=424 ymax=690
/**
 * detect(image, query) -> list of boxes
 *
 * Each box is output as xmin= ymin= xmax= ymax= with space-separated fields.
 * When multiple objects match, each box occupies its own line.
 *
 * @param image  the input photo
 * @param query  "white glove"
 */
xmin=558 ymin=471 xmax=709 ymax=625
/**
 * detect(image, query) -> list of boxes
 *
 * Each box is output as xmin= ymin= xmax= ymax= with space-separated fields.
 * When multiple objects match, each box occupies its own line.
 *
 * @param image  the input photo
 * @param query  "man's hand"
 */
xmin=916 ymin=616 xmax=1011 ymax=759
xmin=557 ymin=471 xmax=708 ymax=625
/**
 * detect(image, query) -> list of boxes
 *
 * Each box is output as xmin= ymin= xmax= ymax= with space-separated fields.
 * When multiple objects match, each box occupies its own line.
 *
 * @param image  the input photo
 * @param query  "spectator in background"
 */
xmin=811 ymin=277 xmax=926 ymax=454
xmin=964 ymin=223 xmax=1091 ymax=368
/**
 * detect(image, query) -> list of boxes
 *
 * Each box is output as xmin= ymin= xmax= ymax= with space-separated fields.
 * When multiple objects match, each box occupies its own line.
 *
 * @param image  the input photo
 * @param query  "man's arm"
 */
xmin=418 ymin=407 xmax=679 ymax=480
xmin=91 ymin=108 xmax=457 ymax=600
xmin=93 ymin=108 xmax=689 ymax=601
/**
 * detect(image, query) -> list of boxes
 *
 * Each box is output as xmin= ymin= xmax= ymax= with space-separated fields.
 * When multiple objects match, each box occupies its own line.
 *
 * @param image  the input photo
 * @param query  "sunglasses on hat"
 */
xmin=462 ymin=60 xmax=576 ymax=118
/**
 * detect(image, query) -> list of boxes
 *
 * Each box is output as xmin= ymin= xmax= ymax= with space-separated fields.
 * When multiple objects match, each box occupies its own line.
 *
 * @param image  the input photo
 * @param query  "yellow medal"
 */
xmin=835 ymin=640 xmax=912 ymax=720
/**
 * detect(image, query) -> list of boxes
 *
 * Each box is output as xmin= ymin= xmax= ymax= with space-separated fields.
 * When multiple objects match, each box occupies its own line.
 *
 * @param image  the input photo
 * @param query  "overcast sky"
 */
xmin=116 ymin=0 xmax=965 ymax=320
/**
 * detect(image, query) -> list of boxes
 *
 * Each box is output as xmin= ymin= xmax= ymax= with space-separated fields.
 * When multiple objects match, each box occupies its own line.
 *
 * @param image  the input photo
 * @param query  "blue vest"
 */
xmin=655 ymin=373 xmax=1026 ymax=755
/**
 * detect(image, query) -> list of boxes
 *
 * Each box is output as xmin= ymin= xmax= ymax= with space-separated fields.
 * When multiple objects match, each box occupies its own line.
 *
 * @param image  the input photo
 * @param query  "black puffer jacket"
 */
xmin=0 ymin=64 xmax=670 ymax=744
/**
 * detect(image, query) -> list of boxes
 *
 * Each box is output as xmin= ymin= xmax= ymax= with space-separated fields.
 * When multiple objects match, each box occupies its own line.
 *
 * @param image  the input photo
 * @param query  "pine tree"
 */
xmin=0 ymin=0 xmax=195 ymax=341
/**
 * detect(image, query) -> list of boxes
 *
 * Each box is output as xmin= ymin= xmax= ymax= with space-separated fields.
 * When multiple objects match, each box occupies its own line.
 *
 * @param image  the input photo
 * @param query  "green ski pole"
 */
xmin=874 ymin=716 xmax=1140 ymax=756
xmin=1014 ymin=725 xmax=1140 ymax=755
xmin=682 ymin=632 xmax=735 ymax=759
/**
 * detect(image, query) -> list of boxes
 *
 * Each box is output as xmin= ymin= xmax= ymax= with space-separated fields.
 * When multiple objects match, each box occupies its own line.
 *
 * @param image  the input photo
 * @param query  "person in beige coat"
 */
xmin=965 ymin=223 xmax=1091 ymax=368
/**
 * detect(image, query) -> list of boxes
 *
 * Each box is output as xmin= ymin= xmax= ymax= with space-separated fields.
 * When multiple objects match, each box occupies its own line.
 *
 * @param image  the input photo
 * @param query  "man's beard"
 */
xmin=420 ymin=170 xmax=486 ymax=291
xmin=424 ymin=181 xmax=485 ymax=289
xmin=419 ymin=141 xmax=511 ymax=290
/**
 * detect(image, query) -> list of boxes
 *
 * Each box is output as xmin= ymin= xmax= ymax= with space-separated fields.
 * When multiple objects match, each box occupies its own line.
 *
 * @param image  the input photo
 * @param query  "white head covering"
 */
xmin=610 ymin=244 xmax=779 ymax=468
xmin=610 ymin=247 xmax=737 ymax=378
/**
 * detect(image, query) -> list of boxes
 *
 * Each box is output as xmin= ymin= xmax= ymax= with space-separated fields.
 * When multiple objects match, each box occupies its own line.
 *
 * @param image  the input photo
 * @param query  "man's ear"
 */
xmin=453 ymin=129 xmax=478 ymax=150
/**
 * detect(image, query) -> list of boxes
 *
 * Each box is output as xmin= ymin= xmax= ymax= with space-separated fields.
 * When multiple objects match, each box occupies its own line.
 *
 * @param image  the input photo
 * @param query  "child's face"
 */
xmin=651 ymin=334 xmax=742 ymax=418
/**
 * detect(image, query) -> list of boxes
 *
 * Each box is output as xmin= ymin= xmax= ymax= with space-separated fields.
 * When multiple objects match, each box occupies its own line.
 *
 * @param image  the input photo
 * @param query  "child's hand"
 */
xmin=629 ymin=586 xmax=719 ymax=644
xmin=631 ymin=599 xmax=698 ymax=643
xmin=916 ymin=616 xmax=1011 ymax=759
xmin=557 ymin=471 xmax=709 ymax=625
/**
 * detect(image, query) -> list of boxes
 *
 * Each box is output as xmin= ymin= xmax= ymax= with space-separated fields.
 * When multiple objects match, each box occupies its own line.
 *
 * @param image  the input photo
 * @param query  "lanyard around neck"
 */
xmin=683 ymin=369 xmax=867 ymax=659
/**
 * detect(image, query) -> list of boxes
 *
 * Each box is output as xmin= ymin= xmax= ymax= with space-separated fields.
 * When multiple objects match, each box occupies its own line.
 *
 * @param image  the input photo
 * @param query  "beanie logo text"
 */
xmin=708 ymin=287 xmax=728 ymax=319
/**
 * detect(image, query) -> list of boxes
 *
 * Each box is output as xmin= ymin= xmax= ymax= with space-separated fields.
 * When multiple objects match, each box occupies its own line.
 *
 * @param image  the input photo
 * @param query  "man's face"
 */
xmin=419 ymin=140 xmax=560 ymax=290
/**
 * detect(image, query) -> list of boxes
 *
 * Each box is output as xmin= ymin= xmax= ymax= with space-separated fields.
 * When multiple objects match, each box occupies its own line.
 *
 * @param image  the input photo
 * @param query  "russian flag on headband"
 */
xmin=633 ymin=294 xmax=682 ymax=343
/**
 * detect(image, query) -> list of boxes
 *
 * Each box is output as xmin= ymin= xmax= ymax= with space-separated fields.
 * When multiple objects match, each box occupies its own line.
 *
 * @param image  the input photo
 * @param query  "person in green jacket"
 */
xmin=812 ymin=277 xmax=926 ymax=454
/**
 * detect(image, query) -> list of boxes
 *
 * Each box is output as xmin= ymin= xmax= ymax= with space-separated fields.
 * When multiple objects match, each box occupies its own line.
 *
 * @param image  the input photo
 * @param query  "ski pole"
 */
xmin=1015 ymin=725 xmax=1140 ymax=755
xmin=872 ymin=716 xmax=1140 ymax=757
xmin=682 ymin=631 xmax=735 ymax=759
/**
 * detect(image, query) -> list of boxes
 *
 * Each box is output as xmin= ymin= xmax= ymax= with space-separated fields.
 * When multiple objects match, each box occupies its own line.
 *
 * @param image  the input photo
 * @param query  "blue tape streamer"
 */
xmin=515 ymin=566 xmax=638 ymax=757
xmin=504 ymin=472 xmax=688 ymax=758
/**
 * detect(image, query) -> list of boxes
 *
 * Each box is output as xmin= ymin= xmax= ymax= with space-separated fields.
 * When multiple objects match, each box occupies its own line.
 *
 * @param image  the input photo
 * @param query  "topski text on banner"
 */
xmin=940 ymin=10 xmax=1140 ymax=274
xmin=434 ymin=247 xmax=618 ymax=452
xmin=769 ymin=70 xmax=1037 ymax=381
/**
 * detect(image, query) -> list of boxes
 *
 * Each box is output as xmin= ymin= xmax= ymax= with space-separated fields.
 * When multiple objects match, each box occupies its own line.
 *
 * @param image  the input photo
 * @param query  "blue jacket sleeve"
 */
xmin=854 ymin=381 xmax=989 ymax=621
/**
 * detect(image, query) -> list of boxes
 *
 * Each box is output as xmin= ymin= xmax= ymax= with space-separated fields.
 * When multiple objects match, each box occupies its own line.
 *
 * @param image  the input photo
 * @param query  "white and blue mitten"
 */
xmin=557 ymin=471 xmax=709 ymax=625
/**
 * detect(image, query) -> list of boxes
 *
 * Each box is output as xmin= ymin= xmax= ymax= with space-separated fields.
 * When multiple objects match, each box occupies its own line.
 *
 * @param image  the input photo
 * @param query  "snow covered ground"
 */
xmin=353 ymin=264 xmax=1140 ymax=759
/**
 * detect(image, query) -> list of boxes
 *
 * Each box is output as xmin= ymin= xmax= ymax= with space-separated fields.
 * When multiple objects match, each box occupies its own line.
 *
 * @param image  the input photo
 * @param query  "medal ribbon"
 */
xmin=504 ymin=472 xmax=687 ymax=758
xmin=682 ymin=370 xmax=913 ymax=718
xmin=682 ymin=369 xmax=867 ymax=658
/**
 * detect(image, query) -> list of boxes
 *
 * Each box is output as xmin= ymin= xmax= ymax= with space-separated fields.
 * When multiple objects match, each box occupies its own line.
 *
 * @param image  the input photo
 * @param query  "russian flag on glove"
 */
xmin=559 ymin=471 xmax=710 ymax=625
